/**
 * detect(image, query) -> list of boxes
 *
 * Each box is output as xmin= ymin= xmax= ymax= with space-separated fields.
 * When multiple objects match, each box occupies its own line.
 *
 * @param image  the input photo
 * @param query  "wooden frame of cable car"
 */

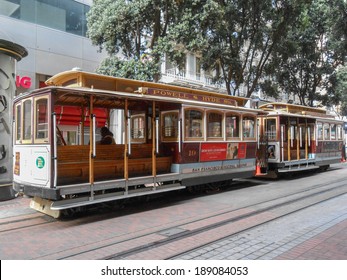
xmin=13 ymin=70 xmax=264 ymax=217
xmin=257 ymin=103 xmax=344 ymax=176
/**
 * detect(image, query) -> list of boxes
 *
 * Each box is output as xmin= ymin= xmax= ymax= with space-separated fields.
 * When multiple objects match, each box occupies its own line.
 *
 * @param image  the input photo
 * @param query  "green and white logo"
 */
xmin=36 ymin=156 xmax=45 ymax=169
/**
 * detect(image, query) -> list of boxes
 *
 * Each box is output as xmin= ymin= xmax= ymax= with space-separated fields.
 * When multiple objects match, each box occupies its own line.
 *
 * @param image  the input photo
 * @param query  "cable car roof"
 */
xmin=259 ymin=102 xmax=327 ymax=115
xmin=15 ymin=70 xmax=268 ymax=115
xmin=259 ymin=102 xmax=343 ymax=122
xmin=45 ymin=69 xmax=250 ymax=107
xmin=22 ymin=86 xmax=263 ymax=115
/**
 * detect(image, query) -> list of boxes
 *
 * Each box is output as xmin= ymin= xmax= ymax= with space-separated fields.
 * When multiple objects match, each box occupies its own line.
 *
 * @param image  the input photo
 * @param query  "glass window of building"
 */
xmin=0 ymin=0 xmax=90 ymax=36
xmin=226 ymin=114 xmax=240 ymax=138
xmin=196 ymin=57 xmax=201 ymax=80
xmin=185 ymin=109 xmax=204 ymax=139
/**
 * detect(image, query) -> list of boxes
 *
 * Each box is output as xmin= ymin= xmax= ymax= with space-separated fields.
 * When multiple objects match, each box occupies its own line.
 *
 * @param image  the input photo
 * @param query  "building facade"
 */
xmin=0 ymin=0 xmax=231 ymax=95
xmin=0 ymin=0 xmax=107 ymax=94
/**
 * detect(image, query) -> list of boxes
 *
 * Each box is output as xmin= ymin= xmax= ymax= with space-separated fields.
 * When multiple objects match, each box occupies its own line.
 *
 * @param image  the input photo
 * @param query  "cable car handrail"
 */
xmin=52 ymin=112 xmax=58 ymax=188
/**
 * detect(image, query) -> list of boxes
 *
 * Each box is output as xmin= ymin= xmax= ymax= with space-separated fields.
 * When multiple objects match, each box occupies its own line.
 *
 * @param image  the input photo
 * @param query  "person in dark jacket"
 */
xmin=99 ymin=126 xmax=115 ymax=144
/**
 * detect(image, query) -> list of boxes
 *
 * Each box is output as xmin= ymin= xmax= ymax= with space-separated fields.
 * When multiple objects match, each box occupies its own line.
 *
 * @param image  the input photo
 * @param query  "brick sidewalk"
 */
xmin=275 ymin=219 xmax=347 ymax=260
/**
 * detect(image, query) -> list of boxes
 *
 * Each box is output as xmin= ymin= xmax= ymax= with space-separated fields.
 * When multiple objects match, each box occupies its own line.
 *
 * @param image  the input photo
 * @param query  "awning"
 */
xmin=54 ymin=105 xmax=107 ymax=127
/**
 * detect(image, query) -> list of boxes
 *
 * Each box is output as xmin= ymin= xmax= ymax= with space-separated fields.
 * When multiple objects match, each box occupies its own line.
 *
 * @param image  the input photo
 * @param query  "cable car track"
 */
xmin=104 ymin=180 xmax=347 ymax=260
xmin=49 ymin=176 xmax=347 ymax=260
xmin=0 ymin=211 xmax=56 ymax=233
xmin=1 ymin=170 xmax=346 ymax=260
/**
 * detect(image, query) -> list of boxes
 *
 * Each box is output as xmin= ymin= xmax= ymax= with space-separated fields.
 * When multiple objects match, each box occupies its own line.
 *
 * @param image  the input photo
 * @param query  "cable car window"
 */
xmin=131 ymin=113 xmax=146 ymax=143
xmin=23 ymin=99 xmax=32 ymax=142
xmin=290 ymin=125 xmax=297 ymax=140
xmin=309 ymin=124 xmax=315 ymax=141
xmin=330 ymin=124 xmax=336 ymax=140
xmin=266 ymin=118 xmax=277 ymax=140
xmin=35 ymin=97 xmax=49 ymax=142
xmin=306 ymin=124 xmax=315 ymax=147
xmin=226 ymin=114 xmax=240 ymax=138
xmin=15 ymin=103 xmax=21 ymax=143
xmin=317 ymin=123 xmax=323 ymax=140
xmin=207 ymin=112 xmax=222 ymax=138
xmin=337 ymin=125 xmax=343 ymax=140
xmin=299 ymin=125 xmax=306 ymax=147
xmin=323 ymin=123 xmax=330 ymax=140
xmin=185 ymin=109 xmax=204 ymax=139
xmin=162 ymin=111 xmax=178 ymax=141
xmin=242 ymin=116 xmax=256 ymax=139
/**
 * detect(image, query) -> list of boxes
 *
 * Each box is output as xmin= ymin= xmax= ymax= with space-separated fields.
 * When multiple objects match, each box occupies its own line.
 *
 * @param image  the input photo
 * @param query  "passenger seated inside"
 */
xmin=98 ymin=126 xmax=115 ymax=145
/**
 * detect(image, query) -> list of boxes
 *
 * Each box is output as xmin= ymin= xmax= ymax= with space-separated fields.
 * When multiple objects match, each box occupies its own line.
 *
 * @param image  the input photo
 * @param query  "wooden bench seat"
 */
xmin=56 ymin=144 xmax=172 ymax=185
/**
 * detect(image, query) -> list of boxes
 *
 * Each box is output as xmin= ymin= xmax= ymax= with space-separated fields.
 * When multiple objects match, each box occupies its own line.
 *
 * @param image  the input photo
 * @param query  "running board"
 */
xmin=277 ymin=165 xmax=319 ymax=173
xmin=50 ymin=183 xmax=186 ymax=211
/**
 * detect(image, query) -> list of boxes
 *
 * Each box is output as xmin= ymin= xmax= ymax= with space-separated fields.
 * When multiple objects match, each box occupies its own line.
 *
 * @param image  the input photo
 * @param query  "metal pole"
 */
xmin=52 ymin=113 xmax=58 ymax=188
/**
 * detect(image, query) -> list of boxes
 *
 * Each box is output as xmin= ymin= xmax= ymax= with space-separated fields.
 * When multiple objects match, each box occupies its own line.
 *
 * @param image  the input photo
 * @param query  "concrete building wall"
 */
xmin=0 ymin=10 xmax=106 ymax=93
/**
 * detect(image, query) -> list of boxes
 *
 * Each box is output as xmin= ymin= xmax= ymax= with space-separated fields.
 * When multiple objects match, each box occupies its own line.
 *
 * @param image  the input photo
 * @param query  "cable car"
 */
xmin=256 ymin=103 xmax=344 ymax=177
xmin=13 ymin=70 xmax=264 ymax=217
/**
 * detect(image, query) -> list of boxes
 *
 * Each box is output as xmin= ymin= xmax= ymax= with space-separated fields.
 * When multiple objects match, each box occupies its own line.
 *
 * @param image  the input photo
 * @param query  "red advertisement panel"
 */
xmin=238 ymin=143 xmax=247 ymax=159
xmin=200 ymin=143 xmax=227 ymax=162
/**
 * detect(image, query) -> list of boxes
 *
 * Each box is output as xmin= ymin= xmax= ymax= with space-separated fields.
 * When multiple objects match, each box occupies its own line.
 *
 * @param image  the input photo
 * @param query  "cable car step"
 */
xmin=50 ymin=183 xmax=186 ymax=211
xmin=277 ymin=165 xmax=319 ymax=172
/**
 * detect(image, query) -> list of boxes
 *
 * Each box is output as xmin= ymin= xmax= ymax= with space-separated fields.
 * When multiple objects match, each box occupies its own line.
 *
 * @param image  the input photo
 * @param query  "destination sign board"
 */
xmin=138 ymin=87 xmax=238 ymax=106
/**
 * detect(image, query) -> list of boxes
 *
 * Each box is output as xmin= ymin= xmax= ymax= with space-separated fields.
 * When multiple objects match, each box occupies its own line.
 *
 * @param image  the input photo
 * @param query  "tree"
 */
xmin=87 ymin=0 xmax=347 ymax=110
xmin=330 ymin=66 xmax=347 ymax=116
xmin=96 ymin=56 xmax=158 ymax=81
xmin=267 ymin=0 xmax=347 ymax=106
xmin=327 ymin=0 xmax=347 ymax=66
xmin=87 ymin=0 xmax=179 ymax=81
xmin=158 ymin=0 xmax=310 ymax=96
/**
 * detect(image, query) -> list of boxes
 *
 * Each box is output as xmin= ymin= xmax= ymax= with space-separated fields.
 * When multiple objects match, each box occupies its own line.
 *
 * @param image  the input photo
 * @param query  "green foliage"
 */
xmin=87 ymin=0 xmax=347 ymax=112
xmin=96 ymin=56 xmax=158 ymax=81
xmin=87 ymin=0 xmax=179 ymax=81
xmin=332 ymin=66 xmax=347 ymax=116
xmin=160 ymin=0 xmax=311 ymax=96
xmin=260 ymin=80 xmax=280 ymax=100
xmin=268 ymin=0 xmax=347 ymax=107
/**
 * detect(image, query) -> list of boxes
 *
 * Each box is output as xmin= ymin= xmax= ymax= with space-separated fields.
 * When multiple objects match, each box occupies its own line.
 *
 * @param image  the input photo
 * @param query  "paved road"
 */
xmin=0 ymin=163 xmax=346 ymax=261
xmin=172 ymin=192 xmax=347 ymax=260
xmin=2 ymin=164 xmax=347 ymax=280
